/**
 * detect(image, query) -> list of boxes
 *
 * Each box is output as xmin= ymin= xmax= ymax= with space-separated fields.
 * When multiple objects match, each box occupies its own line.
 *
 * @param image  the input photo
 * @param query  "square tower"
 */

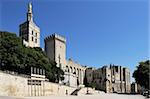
xmin=44 ymin=33 xmax=66 ymax=70
xmin=19 ymin=3 xmax=40 ymax=47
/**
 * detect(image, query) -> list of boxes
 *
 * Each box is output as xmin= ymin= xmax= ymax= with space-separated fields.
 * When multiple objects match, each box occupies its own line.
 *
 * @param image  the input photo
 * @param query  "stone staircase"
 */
xmin=71 ymin=87 xmax=105 ymax=96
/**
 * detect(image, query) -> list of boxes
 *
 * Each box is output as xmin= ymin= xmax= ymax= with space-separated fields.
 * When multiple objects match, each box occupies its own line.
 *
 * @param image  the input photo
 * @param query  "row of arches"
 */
xmin=65 ymin=65 xmax=85 ymax=84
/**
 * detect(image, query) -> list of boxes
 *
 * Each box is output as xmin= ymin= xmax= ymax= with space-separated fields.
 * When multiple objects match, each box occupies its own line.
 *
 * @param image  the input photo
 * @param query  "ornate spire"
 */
xmin=27 ymin=2 xmax=33 ymax=21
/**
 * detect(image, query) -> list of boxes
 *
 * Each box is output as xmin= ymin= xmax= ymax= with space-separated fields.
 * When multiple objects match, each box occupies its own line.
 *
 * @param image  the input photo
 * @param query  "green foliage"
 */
xmin=0 ymin=32 xmax=22 ymax=71
xmin=46 ymin=61 xmax=64 ymax=83
xmin=83 ymin=72 xmax=88 ymax=86
xmin=133 ymin=60 xmax=150 ymax=90
xmin=86 ymin=82 xmax=96 ymax=88
xmin=83 ymin=72 xmax=96 ymax=88
xmin=0 ymin=31 xmax=64 ymax=83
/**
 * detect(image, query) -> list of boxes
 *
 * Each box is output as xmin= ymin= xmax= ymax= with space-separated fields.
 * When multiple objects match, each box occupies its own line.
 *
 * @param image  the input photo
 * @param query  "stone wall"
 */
xmin=0 ymin=71 xmax=76 ymax=97
xmin=0 ymin=71 xmax=28 ymax=96
xmin=86 ymin=65 xmax=131 ymax=93
xmin=44 ymin=34 xmax=86 ymax=87
xmin=66 ymin=59 xmax=86 ymax=85
xmin=44 ymin=81 xmax=76 ymax=96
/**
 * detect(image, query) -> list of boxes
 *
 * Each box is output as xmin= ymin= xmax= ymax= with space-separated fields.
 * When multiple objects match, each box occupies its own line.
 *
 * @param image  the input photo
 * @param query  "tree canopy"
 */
xmin=133 ymin=60 xmax=150 ymax=90
xmin=83 ymin=71 xmax=96 ymax=88
xmin=0 ymin=31 xmax=64 ymax=83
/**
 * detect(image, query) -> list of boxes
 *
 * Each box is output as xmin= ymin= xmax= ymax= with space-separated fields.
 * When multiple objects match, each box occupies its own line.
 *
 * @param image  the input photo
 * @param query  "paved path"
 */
xmin=0 ymin=94 xmax=146 ymax=99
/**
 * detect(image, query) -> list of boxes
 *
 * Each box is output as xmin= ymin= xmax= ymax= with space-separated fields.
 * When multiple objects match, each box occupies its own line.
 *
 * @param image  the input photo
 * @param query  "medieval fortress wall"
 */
xmin=0 ymin=3 xmax=131 ymax=97
xmin=0 ymin=71 xmax=76 ymax=96
xmin=44 ymin=34 xmax=86 ymax=87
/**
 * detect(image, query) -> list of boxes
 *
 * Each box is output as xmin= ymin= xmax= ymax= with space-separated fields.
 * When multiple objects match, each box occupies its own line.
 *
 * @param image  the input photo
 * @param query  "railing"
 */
xmin=70 ymin=87 xmax=81 ymax=95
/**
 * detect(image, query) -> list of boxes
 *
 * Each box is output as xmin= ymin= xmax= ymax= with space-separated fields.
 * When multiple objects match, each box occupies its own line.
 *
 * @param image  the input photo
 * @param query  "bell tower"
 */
xmin=19 ymin=2 xmax=40 ymax=47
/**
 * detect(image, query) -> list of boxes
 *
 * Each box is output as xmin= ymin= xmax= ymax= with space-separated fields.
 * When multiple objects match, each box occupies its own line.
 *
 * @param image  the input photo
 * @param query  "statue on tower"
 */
xmin=27 ymin=2 xmax=33 ymax=22
xmin=28 ymin=2 xmax=32 ymax=13
xmin=19 ymin=2 xmax=40 ymax=47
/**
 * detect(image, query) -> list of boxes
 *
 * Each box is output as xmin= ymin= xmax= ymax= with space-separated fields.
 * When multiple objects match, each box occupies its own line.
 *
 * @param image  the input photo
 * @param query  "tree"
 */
xmin=83 ymin=72 xmax=89 ymax=86
xmin=0 ymin=31 xmax=64 ymax=83
xmin=88 ymin=82 xmax=96 ymax=88
xmin=0 ymin=31 xmax=22 ymax=72
xmin=83 ymin=71 xmax=96 ymax=88
xmin=133 ymin=60 xmax=150 ymax=90
xmin=46 ymin=61 xmax=64 ymax=83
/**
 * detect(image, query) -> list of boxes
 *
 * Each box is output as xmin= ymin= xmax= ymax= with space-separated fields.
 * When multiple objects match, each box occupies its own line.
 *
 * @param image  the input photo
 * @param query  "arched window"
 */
xmin=74 ymin=67 xmax=76 ymax=74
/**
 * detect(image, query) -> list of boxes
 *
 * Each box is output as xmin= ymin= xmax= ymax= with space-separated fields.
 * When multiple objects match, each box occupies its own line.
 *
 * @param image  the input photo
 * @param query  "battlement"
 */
xmin=87 ymin=67 xmax=96 ymax=70
xmin=44 ymin=33 xmax=66 ymax=43
xmin=67 ymin=58 xmax=86 ymax=69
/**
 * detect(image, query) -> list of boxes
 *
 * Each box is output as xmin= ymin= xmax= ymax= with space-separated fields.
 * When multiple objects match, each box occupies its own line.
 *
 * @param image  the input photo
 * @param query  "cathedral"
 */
xmin=19 ymin=2 xmax=131 ymax=92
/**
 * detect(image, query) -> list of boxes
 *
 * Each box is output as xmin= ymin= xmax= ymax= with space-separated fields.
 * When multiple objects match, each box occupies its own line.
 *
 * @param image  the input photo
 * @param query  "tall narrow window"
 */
xmin=115 ymin=66 xmax=118 ymax=72
xmin=35 ymin=38 xmax=37 ymax=43
xmin=32 ymin=31 xmax=33 ymax=35
xmin=32 ymin=37 xmax=34 ymax=41
xmin=35 ymin=33 xmax=37 ymax=37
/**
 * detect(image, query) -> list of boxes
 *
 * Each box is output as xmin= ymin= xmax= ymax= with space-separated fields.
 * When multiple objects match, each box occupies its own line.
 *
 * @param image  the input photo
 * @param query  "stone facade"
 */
xmin=65 ymin=59 xmax=86 ymax=86
xmin=131 ymin=82 xmax=138 ymax=93
xmin=86 ymin=65 xmax=131 ymax=93
xmin=0 ymin=71 xmax=76 ymax=96
xmin=86 ymin=67 xmax=96 ymax=84
xmin=44 ymin=34 xmax=86 ymax=87
xmin=44 ymin=34 xmax=66 ymax=69
xmin=19 ymin=3 xmax=40 ymax=47
xmin=17 ymin=2 xmax=132 ymax=94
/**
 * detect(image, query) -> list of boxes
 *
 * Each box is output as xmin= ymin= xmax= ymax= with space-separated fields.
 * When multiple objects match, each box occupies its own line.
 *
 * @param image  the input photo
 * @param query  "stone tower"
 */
xmin=44 ymin=34 xmax=66 ymax=70
xmin=19 ymin=2 xmax=40 ymax=47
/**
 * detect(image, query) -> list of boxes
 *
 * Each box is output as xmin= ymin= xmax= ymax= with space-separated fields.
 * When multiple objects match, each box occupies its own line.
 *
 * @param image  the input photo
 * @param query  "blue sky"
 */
xmin=0 ymin=0 xmax=149 ymax=82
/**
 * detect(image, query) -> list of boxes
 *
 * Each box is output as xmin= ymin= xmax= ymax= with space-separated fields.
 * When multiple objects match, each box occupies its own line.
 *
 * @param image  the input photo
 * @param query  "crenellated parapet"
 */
xmin=44 ymin=33 xmax=66 ymax=43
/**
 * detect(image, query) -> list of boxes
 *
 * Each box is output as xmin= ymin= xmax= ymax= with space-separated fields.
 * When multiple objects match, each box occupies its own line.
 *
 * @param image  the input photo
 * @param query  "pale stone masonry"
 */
xmin=131 ymin=82 xmax=138 ymax=93
xmin=65 ymin=59 xmax=86 ymax=86
xmin=17 ymin=2 xmax=131 ymax=94
xmin=44 ymin=34 xmax=86 ymax=87
xmin=86 ymin=67 xmax=96 ymax=84
xmin=0 ymin=71 xmax=76 ymax=96
xmin=86 ymin=65 xmax=131 ymax=93
xmin=44 ymin=34 xmax=66 ymax=70
xmin=19 ymin=3 xmax=40 ymax=47
xmin=44 ymin=33 xmax=131 ymax=93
